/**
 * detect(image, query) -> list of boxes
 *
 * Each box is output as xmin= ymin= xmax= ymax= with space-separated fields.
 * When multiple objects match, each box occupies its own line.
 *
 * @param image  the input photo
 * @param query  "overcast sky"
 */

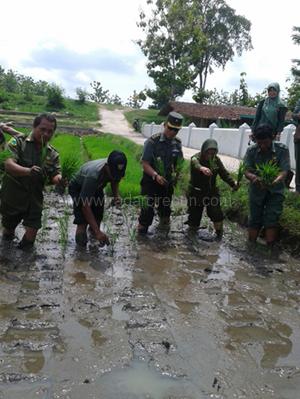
xmin=0 ymin=0 xmax=299 ymax=105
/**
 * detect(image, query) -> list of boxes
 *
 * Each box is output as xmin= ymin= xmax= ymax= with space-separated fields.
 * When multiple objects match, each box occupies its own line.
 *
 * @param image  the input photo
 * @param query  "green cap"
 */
xmin=167 ymin=111 xmax=183 ymax=129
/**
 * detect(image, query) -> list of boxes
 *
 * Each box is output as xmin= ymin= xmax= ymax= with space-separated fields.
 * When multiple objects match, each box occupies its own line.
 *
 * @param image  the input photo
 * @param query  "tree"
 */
xmin=89 ymin=81 xmax=110 ymax=103
xmin=287 ymin=26 xmax=300 ymax=109
xmin=126 ymin=90 xmax=146 ymax=108
xmin=76 ymin=87 xmax=88 ymax=104
xmin=109 ymin=94 xmax=123 ymax=105
xmin=137 ymin=0 xmax=196 ymax=107
xmin=46 ymin=84 xmax=65 ymax=110
xmin=291 ymin=26 xmax=300 ymax=79
xmin=137 ymin=0 xmax=252 ymax=107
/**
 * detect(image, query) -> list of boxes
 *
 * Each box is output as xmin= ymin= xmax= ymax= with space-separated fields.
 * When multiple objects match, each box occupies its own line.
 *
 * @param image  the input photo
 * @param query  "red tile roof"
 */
xmin=159 ymin=101 xmax=257 ymax=120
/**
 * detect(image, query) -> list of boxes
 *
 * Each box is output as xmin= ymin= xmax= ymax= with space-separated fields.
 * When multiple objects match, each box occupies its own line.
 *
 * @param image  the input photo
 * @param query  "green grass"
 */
xmin=0 ymin=93 xmax=99 ymax=127
xmin=82 ymin=134 xmax=143 ymax=199
xmin=124 ymin=109 xmax=166 ymax=128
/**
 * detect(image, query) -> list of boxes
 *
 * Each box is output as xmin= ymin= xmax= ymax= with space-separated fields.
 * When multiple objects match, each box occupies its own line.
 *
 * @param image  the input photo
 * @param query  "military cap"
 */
xmin=167 ymin=111 xmax=183 ymax=129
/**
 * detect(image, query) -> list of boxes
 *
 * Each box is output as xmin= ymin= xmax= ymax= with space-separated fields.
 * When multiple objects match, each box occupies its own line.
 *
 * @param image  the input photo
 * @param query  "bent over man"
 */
xmin=69 ymin=151 xmax=127 ymax=246
xmin=0 ymin=113 xmax=63 ymax=249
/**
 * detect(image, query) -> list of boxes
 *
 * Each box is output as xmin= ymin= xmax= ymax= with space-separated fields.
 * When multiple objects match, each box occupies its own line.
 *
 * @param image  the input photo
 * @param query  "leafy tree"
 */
xmin=137 ymin=0 xmax=196 ymax=107
xmin=126 ymin=90 xmax=146 ymax=108
xmin=291 ymin=26 xmax=300 ymax=79
xmin=76 ymin=87 xmax=88 ymax=104
xmin=287 ymin=26 xmax=300 ymax=109
xmin=89 ymin=81 xmax=110 ymax=103
xmin=46 ymin=83 xmax=65 ymax=110
xmin=109 ymin=94 xmax=123 ymax=105
xmin=137 ymin=0 xmax=252 ymax=107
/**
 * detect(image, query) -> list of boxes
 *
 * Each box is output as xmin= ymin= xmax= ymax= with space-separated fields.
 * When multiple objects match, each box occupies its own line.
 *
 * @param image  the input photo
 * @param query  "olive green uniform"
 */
xmin=244 ymin=141 xmax=290 ymax=229
xmin=187 ymin=152 xmax=236 ymax=228
xmin=138 ymin=132 xmax=183 ymax=228
xmin=0 ymin=134 xmax=61 ymax=230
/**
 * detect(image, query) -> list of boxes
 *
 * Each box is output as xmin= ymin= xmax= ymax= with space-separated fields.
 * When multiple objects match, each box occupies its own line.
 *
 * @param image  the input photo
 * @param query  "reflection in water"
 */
xmin=96 ymin=358 xmax=205 ymax=399
xmin=23 ymin=349 xmax=45 ymax=374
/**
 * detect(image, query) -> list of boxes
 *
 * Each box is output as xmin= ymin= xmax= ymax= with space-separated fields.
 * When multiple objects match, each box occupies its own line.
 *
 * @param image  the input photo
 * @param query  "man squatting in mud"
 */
xmin=69 ymin=151 xmax=127 ymax=246
xmin=0 ymin=113 xmax=64 ymax=249
xmin=185 ymin=139 xmax=238 ymax=240
xmin=137 ymin=111 xmax=184 ymax=234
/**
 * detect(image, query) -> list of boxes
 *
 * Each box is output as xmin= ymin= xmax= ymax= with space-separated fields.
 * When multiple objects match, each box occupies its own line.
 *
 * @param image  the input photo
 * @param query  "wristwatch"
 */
xmin=152 ymin=172 xmax=158 ymax=181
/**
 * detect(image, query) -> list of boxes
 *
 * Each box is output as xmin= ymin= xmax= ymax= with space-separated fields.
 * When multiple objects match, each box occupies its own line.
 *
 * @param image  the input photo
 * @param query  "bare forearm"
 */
xmin=142 ymin=160 xmax=157 ymax=179
xmin=82 ymin=204 xmax=101 ymax=234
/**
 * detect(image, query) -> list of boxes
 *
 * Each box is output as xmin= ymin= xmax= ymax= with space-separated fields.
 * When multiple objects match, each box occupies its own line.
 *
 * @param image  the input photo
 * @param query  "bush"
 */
xmin=46 ymin=84 xmax=65 ymax=110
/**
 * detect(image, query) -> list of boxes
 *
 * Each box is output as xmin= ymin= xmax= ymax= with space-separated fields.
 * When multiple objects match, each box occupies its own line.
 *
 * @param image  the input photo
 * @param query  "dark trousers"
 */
xmin=187 ymin=192 xmax=223 ymax=228
xmin=69 ymin=186 xmax=104 ymax=226
xmin=295 ymin=141 xmax=300 ymax=193
xmin=138 ymin=181 xmax=173 ymax=228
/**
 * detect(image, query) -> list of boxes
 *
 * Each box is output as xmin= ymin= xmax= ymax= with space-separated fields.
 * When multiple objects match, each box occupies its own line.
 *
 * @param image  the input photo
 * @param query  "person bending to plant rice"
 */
xmin=68 ymin=151 xmax=127 ymax=246
xmin=185 ymin=139 xmax=238 ymax=240
xmin=0 ymin=113 xmax=64 ymax=249
xmin=244 ymin=124 xmax=290 ymax=246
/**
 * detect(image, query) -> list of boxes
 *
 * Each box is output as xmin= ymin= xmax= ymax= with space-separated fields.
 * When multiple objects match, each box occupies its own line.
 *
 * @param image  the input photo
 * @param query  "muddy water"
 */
xmin=0 ymin=194 xmax=300 ymax=398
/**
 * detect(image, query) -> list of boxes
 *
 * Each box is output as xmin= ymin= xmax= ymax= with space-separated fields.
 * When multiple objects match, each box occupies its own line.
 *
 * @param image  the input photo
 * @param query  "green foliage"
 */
xmin=46 ymin=84 xmax=65 ymax=110
xmin=61 ymin=154 xmax=81 ymax=180
xmin=255 ymin=160 xmax=281 ymax=187
xmin=287 ymin=26 xmax=300 ymax=109
xmin=82 ymin=134 xmax=143 ymax=200
xmin=124 ymin=108 xmax=166 ymax=127
xmin=237 ymin=161 xmax=246 ymax=185
xmin=89 ymin=81 xmax=110 ymax=103
xmin=137 ymin=0 xmax=252 ymax=107
xmin=126 ymin=90 xmax=146 ymax=109
xmin=76 ymin=87 xmax=88 ymax=104
xmin=109 ymin=94 xmax=123 ymax=106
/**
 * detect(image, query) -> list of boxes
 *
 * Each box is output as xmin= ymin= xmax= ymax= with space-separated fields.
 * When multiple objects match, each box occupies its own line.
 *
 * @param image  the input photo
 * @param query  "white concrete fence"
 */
xmin=141 ymin=122 xmax=297 ymax=169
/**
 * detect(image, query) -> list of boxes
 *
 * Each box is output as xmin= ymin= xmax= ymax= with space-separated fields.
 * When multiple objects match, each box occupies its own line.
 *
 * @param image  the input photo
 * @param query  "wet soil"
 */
xmin=0 ymin=193 xmax=300 ymax=399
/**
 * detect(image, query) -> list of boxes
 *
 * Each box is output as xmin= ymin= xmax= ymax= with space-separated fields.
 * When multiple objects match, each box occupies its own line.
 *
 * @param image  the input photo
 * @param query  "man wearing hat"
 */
xmin=69 ymin=150 xmax=127 ymax=246
xmin=137 ymin=111 xmax=184 ymax=234
xmin=244 ymin=124 xmax=290 ymax=246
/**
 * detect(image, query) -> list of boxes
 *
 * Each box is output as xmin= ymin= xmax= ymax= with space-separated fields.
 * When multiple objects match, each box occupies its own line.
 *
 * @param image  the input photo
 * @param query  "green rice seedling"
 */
xmin=154 ymin=157 xmax=165 ymax=177
xmin=61 ymin=154 xmax=81 ymax=181
xmin=255 ymin=160 xmax=281 ymax=187
xmin=58 ymin=203 xmax=70 ymax=253
xmin=208 ymin=156 xmax=218 ymax=173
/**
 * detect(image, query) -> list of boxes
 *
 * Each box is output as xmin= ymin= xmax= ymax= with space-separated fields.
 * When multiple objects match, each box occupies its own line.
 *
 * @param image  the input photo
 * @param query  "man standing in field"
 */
xmin=68 ymin=151 xmax=127 ymax=246
xmin=244 ymin=124 xmax=290 ymax=246
xmin=137 ymin=111 xmax=184 ymax=234
xmin=0 ymin=113 xmax=64 ymax=249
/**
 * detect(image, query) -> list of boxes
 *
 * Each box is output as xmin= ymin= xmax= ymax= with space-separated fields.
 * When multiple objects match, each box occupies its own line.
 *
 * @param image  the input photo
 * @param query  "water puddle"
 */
xmin=94 ymin=358 xmax=206 ymax=399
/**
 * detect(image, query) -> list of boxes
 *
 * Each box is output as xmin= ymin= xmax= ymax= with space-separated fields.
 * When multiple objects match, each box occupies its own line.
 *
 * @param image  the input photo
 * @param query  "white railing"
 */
xmin=142 ymin=122 xmax=297 ymax=169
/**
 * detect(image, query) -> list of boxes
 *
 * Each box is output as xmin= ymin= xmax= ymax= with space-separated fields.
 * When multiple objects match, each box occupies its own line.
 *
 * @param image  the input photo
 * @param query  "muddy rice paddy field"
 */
xmin=0 ymin=192 xmax=300 ymax=399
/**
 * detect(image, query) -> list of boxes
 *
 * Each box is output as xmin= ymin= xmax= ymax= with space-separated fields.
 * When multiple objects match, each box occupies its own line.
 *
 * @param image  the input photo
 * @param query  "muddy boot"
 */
xmin=17 ymin=237 xmax=34 ymax=251
xmin=75 ymin=232 xmax=88 ymax=246
xmin=213 ymin=222 xmax=223 ymax=241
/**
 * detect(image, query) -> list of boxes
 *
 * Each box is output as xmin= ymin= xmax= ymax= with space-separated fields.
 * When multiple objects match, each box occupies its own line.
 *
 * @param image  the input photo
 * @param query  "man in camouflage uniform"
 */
xmin=244 ymin=124 xmax=290 ymax=246
xmin=0 ymin=113 xmax=63 ymax=249
xmin=137 ymin=111 xmax=184 ymax=234
xmin=186 ymin=139 xmax=238 ymax=239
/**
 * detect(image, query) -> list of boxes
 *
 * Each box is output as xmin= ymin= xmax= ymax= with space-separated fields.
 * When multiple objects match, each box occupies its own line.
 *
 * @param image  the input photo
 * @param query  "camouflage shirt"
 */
xmin=0 ymin=134 xmax=61 ymax=212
